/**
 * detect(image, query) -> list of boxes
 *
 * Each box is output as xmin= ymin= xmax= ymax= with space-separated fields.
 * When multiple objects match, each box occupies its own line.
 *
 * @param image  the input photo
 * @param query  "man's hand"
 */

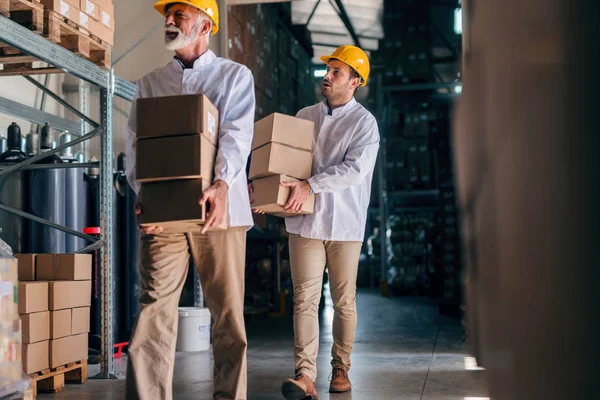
xmin=199 ymin=180 xmax=228 ymax=234
xmin=281 ymin=181 xmax=311 ymax=212
xmin=134 ymin=201 xmax=163 ymax=235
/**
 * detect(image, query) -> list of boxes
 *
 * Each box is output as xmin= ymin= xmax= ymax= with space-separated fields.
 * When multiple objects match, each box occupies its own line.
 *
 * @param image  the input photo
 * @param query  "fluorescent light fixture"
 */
xmin=314 ymin=69 xmax=327 ymax=78
xmin=464 ymin=398 xmax=490 ymax=400
xmin=464 ymin=356 xmax=485 ymax=370
xmin=454 ymin=7 xmax=463 ymax=34
xmin=455 ymin=84 xmax=463 ymax=94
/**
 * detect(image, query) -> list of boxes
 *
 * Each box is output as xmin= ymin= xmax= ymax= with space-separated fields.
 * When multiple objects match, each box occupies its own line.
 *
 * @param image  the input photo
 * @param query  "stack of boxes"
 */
xmin=135 ymin=94 xmax=226 ymax=232
xmin=40 ymin=0 xmax=115 ymax=45
xmin=16 ymin=254 xmax=91 ymax=374
xmin=249 ymin=113 xmax=315 ymax=217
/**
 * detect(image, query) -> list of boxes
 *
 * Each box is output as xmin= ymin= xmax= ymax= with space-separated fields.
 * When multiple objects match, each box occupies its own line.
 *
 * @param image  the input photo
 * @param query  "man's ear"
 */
xmin=200 ymin=19 xmax=212 ymax=37
xmin=350 ymin=77 xmax=361 ymax=90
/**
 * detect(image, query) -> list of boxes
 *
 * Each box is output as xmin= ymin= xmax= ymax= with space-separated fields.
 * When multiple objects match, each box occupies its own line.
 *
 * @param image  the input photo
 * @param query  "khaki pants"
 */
xmin=125 ymin=227 xmax=247 ymax=400
xmin=288 ymin=234 xmax=362 ymax=382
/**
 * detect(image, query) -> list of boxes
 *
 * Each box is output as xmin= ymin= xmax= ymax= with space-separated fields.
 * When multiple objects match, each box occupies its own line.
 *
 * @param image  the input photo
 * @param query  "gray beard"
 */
xmin=165 ymin=23 xmax=201 ymax=51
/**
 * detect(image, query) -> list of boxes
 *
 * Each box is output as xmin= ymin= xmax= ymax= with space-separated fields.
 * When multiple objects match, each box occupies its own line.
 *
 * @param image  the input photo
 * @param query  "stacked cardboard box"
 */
xmin=136 ymin=94 xmax=227 ymax=232
xmin=40 ymin=0 xmax=114 ymax=45
xmin=249 ymin=113 xmax=315 ymax=217
xmin=15 ymin=254 xmax=91 ymax=374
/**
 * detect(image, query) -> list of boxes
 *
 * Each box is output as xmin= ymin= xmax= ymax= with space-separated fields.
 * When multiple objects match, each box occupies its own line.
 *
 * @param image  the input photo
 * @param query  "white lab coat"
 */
xmin=125 ymin=50 xmax=255 ymax=228
xmin=285 ymin=98 xmax=380 ymax=242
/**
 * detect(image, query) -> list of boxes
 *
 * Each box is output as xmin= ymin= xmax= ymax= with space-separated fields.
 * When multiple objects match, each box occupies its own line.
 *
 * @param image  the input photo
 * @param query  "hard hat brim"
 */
xmin=154 ymin=0 xmax=219 ymax=35
xmin=320 ymin=55 xmax=368 ymax=87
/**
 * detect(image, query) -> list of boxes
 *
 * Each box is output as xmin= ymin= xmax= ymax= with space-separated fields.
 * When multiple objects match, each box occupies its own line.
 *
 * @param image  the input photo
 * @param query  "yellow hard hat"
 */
xmin=154 ymin=0 xmax=219 ymax=35
xmin=320 ymin=45 xmax=370 ymax=87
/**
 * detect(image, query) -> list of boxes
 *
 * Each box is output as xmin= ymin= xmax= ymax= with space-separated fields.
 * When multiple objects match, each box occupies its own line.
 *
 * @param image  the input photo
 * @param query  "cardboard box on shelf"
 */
xmin=41 ymin=0 xmax=80 ymax=25
xmin=98 ymin=2 xmax=114 ymax=30
xmin=22 ymin=311 xmax=50 ymax=344
xmin=50 ymin=309 xmax=71 ymax=339
xmin=0 ymin=257 xmax=18 ymax=321
xmin=18 ymin=282 xmax=48 ymax=315
xmin=36 ymin=254 xmax=92 ymax=281
xmin=138 ymin=179 xmax=227 ymax=231
xmin=87 ymin=17 xmax=114 ymax=45
xmin=249 ymin=143 xmax=312 ymax=180
xmin=251 ymin=175 xmax=314 ymax=217
xmin=136 ymin=94 xmax=219 ymax=145
xmin=80 ymin=0 xmax=99 ymax=20
xmin=71 ymin=307 xmax=90 ymax=335
xmin=48 ymin=281 xmax=91 ymax=311
xmin=136 ymin=134 xmax=217 ymax=183
xmin=50 ymin=333 xmax=88 ymax=368
xmin=252 ymin=113 xmax=314 ymax=151
xmin=14 ymin=254 xmax=35 ymax=281
xmin=22 ymin=340 xmax=49 ymax=374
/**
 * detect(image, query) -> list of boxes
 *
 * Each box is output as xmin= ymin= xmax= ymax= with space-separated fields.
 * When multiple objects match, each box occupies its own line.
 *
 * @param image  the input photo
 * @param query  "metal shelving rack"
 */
xmin=0 ymin=15 xmax=136 ymax=378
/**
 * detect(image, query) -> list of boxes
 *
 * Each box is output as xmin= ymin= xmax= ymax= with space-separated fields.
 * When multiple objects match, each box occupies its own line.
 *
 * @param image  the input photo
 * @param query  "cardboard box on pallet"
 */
xmin=137 ymin=95 xmax=219 ymax=144
xmin=22 ymin=311 xmax=50 ymax=344
xmin=50 ymin=309 xmax=71 ymax=339
xmin=14 ymin=254 xmax=35 ymax=281
xmin=251 ymin=175 xmax=314 ymax=217
xmin=249 ymin=142 xmax=312 ymax=180
xmin=86 ymin=17 xmax=114 ymax=45
xmin=36 ymin=254 xmax=92 ymax=281
xmin=71 ymin=307 xmax=90 ymax=335
xmin=98 ymin=2 xmax=114 ymax=30
xmin=50 ymin=333 xmax=87 ymax=368
xmin=136 ymin=134 xmax=217 ymax=183
xmin=18 ymin=282 xmax=48 ymax=315
xmin=40 ymin=0 xmax=80 ymax=25
xmin=80 ymin=0 xmax=99 ymax=20
xmin=22 ymin=340 xmax=49 ymax=374
xmin=138 ymin=179 xmax=227 ymax=232
xmin=48 ymin=281 xmax=91 ymax=311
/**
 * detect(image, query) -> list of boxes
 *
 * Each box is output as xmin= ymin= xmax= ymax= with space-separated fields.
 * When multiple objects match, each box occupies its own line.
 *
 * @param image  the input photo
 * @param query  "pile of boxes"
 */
xmin=41 ymin=0 xmax=115 ymax=45
xmin=15 ymin=254 xmax=91 ymax=375
xmin=135 ymin=94 xmax=226 ymax=232
xmin=249 ymin=113 xmax=315 ymax=217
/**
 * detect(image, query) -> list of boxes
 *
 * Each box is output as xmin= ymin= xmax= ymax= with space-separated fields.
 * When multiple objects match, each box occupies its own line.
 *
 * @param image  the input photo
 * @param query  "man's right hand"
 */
xmin=248 ymin=183 xmax=265 ymax=214
xmin=134 ymin=201 xmax=163 ymax=235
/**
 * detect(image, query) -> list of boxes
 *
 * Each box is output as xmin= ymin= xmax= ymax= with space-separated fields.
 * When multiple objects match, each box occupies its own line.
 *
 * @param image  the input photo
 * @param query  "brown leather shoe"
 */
xmin=329 ymin=368 xmax=351 ymax=393
xmin=281 ymin=373 xmax=318 ymax=400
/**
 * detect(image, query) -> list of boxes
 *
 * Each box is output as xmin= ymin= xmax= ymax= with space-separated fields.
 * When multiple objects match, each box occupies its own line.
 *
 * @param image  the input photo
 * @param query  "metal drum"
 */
xmin=60 ymin=132 xmax=85 ymax=253
xmin=28 ymin=123 xmax=66 ymax=254
xmin=0 ymin=123 xmax=27 ymax=253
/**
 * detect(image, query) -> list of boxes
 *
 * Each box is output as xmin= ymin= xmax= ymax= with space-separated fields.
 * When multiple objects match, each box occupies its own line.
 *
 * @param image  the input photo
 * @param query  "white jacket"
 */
xmin=285 ymin=98 xmax=380 ymax=242
xmin=125 ymin=50 xmax=255 ymax=228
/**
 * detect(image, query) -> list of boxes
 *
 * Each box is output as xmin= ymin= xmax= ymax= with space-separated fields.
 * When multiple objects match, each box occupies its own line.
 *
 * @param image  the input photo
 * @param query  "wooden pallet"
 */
xmin=29 ymin=359 xmax=88 ymax=398
xmin=0 ymin=0 xmax=44 ymax=33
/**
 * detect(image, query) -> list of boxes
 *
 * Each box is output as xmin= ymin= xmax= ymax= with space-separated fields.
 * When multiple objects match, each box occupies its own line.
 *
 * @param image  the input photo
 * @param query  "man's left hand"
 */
xmin=281 ymin=181 xmax=311 ymax=212
xmin=199 ymin=180 xmax=228 ymax=234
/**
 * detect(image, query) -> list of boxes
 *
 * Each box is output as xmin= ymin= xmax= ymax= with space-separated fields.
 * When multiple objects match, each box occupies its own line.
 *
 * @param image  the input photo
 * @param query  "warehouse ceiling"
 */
xmin=291 ymin=0 xmax=384 ymax=64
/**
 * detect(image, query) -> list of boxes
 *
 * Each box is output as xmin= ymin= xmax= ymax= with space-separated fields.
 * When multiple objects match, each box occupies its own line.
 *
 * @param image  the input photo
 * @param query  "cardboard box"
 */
xmin=136 ymin=94 xmax=219 ymax=145
xmin=22 ymin=340 xmax=49 ymax=374
xmin=14 ymin=254 xmax=35 ymax=281
xmin=0 ymin=258 xmax=18 ymax=321
xmin=251 ymin=175 xmax=315 ymax=217
xmin=41 ymin=0 xmax=80 ymax=24
xmin=138 ymin=179 xmax=227 ymax=231
xmin=50 ymin=309 xmax=71 ymax=339
xmin=136 ymin=134 xmax=217 ymax=183
xmin=98 ymin=2 xmax=114 ymax=30
xmin=252 ymin=113 xmax=314 ymax=151
xmin=22 ymin=311 xmax=50 ymax=344
xmin=48 ymin=281 xmax=91 ymax=311
xmin=80 ymin=0 xmax=99 ymax=20
xmin=249 ymin=142 xmax=312 ymax=180
xmin=36 ymin=254 xmax=92 ymax=281
xmin=18 ymin=282 xmax=48 ymax=315
xmin=50 ymin=334 xmax=87 ymax=368
xmin=71 ymin=307 xmax=90 ymax=335
xmin=87 ymin=17 xmax=114 ymax=45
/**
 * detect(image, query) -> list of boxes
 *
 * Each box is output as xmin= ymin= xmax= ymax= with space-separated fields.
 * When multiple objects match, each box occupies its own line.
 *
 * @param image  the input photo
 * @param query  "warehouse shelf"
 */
xmin=0 ymin=14 xmax=137 ymax=379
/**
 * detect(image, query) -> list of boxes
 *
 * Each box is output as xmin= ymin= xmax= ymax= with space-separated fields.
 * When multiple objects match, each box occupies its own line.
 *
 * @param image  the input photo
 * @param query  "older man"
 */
xmin=276 ymin=45 xmax=380 ymax=399
xmin=124 ymin=1 xmax=255 ymax=399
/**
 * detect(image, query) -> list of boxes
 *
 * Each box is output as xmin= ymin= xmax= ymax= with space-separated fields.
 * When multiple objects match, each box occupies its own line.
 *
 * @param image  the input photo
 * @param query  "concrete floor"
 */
xmin=38 ymin=288 xmax=488 ymax=400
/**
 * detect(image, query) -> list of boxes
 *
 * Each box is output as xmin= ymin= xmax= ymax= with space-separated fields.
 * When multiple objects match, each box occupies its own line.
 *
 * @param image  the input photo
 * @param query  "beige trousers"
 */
xmin=125 ymin=227 xmax=247 ymax=400
xmin=288 ymin=234 xmax=362 ymax=382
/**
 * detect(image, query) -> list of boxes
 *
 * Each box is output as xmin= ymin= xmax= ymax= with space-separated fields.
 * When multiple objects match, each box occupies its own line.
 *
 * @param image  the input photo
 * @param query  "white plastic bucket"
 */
xmin=176 ymin=307 xmax=211 ymax=352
